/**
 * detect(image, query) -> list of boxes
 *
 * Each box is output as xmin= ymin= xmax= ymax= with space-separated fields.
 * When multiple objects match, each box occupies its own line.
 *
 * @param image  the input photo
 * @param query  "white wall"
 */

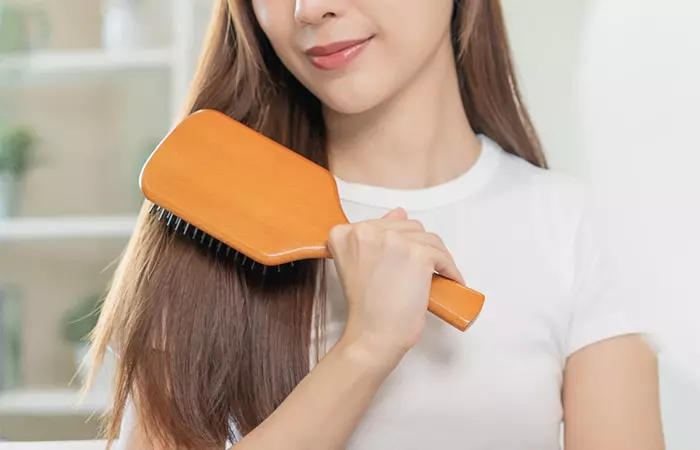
xmin=502 ymin=0 xmax=590 ymax=176
xmin=576 ymin=2 xmax=700 ymax=447
xmin=503 ymin=1 xmax=700 ymax=448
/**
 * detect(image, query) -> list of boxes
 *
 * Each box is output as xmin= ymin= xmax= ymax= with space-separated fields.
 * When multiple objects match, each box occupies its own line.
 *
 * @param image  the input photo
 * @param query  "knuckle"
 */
xmin=429 ymin=233 xmax=446 ymax=247
xmin=408 ymin=220 xmax=426 ymax=232
xmin=408 ymin=244 xmax=428 ymax=261
xmin=352 ymin=222 xmax=377 ymax=243
xmin=328 ymin=224 xmax=349 ymax=243
xmin=382 ymin=230 xmax=404 ymax=248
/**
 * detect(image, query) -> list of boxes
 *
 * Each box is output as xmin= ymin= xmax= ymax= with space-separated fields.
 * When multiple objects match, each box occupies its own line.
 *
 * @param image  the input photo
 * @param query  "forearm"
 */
xmin=236 ymin=336 xmax=401 ymax=450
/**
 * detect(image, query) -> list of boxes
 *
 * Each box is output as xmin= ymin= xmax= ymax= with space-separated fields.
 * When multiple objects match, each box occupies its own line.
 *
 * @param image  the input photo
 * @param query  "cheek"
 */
xmin=251 ymin=0 xmax=296 ymax=57
xmin=251 ymin=0 xmax=271 ymax=27
xmin=378 ymin=0 xmax=453 ymax=57
xmin=360 ymin=0 xmax=452 ymax=93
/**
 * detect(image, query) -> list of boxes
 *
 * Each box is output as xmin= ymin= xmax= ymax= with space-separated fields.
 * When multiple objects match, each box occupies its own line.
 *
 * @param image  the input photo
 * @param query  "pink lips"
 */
xmin=305 ymin=37 xmax=372 ymax=71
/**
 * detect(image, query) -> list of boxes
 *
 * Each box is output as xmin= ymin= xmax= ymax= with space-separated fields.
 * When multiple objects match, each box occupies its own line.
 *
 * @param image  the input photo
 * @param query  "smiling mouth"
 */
xmin=305 ymin=37 xmax=373 ymax=71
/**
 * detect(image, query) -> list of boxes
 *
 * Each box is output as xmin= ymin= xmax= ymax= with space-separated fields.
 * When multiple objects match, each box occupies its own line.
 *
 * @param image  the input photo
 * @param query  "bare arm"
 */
xmin=563 ymin=334 xmax=665 ymax=450
xmin=237 ymin=336 xmax=399 ymax=450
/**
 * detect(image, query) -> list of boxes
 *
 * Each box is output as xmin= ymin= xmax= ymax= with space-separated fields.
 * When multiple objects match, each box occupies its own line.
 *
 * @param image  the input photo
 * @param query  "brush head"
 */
xmin=140 ymin=109 xmax=349 ymax=267
xmin=145 ymin=202 xmax=295 ymax=274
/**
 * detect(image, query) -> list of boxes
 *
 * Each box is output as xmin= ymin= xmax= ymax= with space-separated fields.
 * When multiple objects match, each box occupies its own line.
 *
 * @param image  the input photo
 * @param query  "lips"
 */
xmin=305 ymin=37 xmax=373 ymax=71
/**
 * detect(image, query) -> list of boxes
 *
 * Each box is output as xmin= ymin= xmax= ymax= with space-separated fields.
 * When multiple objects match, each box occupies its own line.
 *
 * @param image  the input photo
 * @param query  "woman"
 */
xmin=90 ymin=1 xmax=665 ymax=449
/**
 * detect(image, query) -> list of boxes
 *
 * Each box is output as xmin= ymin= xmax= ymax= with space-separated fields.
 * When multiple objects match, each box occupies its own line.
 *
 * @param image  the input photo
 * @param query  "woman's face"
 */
xmin=252 ymin=0 xmax=455 ymax=115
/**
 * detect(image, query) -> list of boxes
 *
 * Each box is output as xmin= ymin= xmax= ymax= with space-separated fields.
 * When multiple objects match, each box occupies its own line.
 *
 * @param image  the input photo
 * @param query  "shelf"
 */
xmin=0 ymin=48 xmax=173 ymax=76
xmin=0 ymin=216 xmax=137 ymax=242
xmin=0 ymin=388 xmax=108 ymax=416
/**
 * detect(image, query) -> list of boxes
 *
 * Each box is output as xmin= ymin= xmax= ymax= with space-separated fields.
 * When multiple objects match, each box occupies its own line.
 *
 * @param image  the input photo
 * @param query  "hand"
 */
xmin=327 ymin=208 xmax=464 ymax=364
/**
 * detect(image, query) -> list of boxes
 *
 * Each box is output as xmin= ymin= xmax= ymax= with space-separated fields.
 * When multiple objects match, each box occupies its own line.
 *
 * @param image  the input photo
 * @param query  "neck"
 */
xmin=324 ymin=37 xmax=481 ymax=190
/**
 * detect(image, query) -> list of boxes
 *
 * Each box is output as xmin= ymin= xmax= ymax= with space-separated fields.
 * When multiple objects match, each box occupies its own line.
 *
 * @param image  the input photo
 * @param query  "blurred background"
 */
xmin=0 ymin=0 xmax=212 ymax=441
xmin=0 ymin=0 xmax=697 ymax=447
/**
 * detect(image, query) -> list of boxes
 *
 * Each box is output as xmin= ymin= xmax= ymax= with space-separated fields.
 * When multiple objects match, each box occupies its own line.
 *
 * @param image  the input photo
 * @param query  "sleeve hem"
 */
xmin=565 ymin=313 xmax=651 ymax=358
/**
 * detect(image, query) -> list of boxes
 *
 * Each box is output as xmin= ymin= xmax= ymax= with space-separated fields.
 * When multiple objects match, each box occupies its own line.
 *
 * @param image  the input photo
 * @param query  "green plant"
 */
xmin=0 ymin=125 xmax=38 ymax=176
xmin=62 ymin=293 xmax=104 ymax=344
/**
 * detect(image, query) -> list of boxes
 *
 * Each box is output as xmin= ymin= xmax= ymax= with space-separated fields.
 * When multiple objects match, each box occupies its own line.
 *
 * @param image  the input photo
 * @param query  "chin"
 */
xmin=319 ymin=94 xmax=378 ymax=115
xmin=311 ymin=73 xmax=394 ymax=115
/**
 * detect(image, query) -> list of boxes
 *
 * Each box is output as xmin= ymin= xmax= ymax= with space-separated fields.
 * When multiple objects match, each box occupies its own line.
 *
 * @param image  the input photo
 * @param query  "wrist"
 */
xmin=336 ymin=332 xmax=407 ymax=375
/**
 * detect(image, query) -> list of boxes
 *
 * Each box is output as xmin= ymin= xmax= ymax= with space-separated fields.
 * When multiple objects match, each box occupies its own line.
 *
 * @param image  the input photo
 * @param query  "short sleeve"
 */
xmin=565 ymin=195 xmax=655 ymax=357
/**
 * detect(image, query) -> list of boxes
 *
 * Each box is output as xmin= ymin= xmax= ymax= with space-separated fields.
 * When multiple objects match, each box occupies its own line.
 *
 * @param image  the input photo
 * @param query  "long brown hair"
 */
xmin=89 ymin=0 xmax=546 ymax=448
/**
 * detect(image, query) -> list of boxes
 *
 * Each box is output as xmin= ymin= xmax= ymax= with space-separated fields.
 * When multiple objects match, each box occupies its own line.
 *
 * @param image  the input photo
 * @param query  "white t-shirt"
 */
xmin=317 ymin=135 xmax=647 ymax=450
xmin=117 ymin=135 xmax=647 ymax=450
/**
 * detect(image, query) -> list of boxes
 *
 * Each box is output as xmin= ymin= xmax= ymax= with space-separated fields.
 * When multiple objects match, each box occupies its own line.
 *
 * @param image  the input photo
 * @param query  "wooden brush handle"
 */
xmin=428 ymin=274 xmax=485 ymax=331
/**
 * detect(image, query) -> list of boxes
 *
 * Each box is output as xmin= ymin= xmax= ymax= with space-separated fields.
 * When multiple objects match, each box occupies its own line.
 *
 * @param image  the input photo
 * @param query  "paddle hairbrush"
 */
xmin=140 ymin=109 xmax=485 ymax=331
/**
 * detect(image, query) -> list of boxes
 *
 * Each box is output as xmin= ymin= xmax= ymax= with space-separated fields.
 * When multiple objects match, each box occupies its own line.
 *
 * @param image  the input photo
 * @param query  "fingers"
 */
xmin=375 ymin=220 xmax=426 ymax=232
xmin=393 ymin=231 xmax=464 ymax=285
xmin=329 ymin=219 xmax=424 ymax=246
xmin=422 ymin=246 xmax=465 ymax=285
xmin=401 ymin=232 xmax=448 ymax=253
xmin=338 ymin=218 xmax=425 ymax=235
xmin=328 ymin=209 xmax=465 ymax=285
xmin=381 ymin=207 xmax=408 ymax=221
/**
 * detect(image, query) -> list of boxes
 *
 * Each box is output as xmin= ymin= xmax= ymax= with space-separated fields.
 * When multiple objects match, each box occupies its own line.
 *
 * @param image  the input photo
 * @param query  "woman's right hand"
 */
xmin=327 ymin=207 xmax=465 ymax=364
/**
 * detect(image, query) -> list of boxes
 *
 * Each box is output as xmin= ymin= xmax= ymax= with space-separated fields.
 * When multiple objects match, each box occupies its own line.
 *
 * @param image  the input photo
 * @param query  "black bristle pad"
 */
xmin=148 ymin=204 xmax=294 ymax=280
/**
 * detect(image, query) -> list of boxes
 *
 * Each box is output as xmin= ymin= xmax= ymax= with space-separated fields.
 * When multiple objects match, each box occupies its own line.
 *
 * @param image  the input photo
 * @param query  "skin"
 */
xmin=127 ymin=1 xmax=665 ymax=448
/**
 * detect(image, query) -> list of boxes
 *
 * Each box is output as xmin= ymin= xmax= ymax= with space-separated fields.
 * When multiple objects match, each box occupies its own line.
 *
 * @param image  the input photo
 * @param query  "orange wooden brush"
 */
xmin=140 ymin=109 xmax=485 ymax=331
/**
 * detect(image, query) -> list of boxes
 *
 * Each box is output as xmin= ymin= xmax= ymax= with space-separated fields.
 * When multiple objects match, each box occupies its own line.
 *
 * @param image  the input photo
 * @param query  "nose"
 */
xmin=294 ymin=0 xmax=343 ymax=26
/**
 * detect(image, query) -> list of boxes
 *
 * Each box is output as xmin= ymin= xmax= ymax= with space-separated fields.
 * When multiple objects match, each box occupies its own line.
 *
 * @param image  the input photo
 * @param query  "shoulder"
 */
xmin=482 ymin=138 xmax=613 ymax=282
xmin=484 ymin=138 xmax=593 ymax=228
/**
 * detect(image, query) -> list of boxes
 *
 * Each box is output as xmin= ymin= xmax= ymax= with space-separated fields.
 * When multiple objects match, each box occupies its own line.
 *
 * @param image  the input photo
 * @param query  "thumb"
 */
xmin=381 ymin=207 xmax=408 ymax=221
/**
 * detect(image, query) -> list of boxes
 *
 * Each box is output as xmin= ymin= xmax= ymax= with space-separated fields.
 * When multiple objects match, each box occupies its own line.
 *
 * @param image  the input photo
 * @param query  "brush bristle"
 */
xmin=147 ymin=203 xmax=292 ymax=276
